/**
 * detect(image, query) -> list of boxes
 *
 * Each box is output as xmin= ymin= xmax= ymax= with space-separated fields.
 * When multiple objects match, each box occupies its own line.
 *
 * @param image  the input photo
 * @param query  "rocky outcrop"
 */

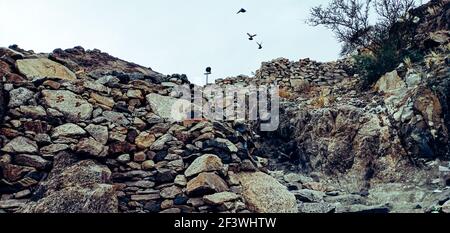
xmin=21 ymin=159 xmax=117 ymax=213
xmin=184 ymin=154 xmax=224 ymax=178
xmin=263 ymin=52 xmax=449 ymax=193
xmin=210 ymin=0 xmax=449 ymax=213
xmin=2 ymin=136 xmax=39 ymax=154
xmin=237 ymin=172 xmax=298 ymax=213
xmin=49 ymin=46 xmax=165 ymax=84
xmin=409 ymin=0 xmax=450 ymax=51
xmin=42 ymin=90 xmax=93 ymax=122
xmin=16 ymin=58 xmax=77 ymax=81
xmin=0 ymin=1 xmax=448 ymax=214
xmin=1 ymin=38 xmax=448 ymax=213
xmin=249 ymin=1 xmax=450 ymax=197
xmin=146 ymin=93 xmax=191 ymax=122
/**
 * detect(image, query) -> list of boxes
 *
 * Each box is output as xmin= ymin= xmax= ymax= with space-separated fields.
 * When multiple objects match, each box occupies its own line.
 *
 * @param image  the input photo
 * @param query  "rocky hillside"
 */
xmin=220 ymin=0 xmax=450 ymax=213
xmin=0 ymin=0 xmax=449 ymax=213
xmin=0 ymin=46 xmax=299 ymax=213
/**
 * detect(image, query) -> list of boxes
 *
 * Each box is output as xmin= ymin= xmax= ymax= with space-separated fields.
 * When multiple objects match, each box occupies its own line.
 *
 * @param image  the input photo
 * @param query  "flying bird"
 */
xmin=205 ymin=67 xmax=212 ymax=75
xmin=247 ymin=33 xmax=257 ymax=40
xmin=237 ymin=8 xmax=247 ymax=14
xmin=256 ymin=42 xmax=263 ymax=50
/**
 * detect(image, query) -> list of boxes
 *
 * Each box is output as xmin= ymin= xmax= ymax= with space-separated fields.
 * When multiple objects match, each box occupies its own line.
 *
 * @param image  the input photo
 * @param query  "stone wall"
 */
xmin=215 ymin=58 xmax=354 ymax=91
xmin=0 ymin=0 xmax=448 ymax=214
xmin=0 ymin=46 xmax=296 ymax=213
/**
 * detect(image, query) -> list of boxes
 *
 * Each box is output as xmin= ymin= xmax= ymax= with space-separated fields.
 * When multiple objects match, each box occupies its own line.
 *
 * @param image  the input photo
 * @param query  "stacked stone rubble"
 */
xmin=215 ymin=58 xmax=353 ymax=91
xmin=0 ymin=46 xmax=296 ymax=213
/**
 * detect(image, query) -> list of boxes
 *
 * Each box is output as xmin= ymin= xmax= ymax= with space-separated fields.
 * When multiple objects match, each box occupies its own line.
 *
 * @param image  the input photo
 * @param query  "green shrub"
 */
xmin=354 ymin=40 xmax=424 ymax=89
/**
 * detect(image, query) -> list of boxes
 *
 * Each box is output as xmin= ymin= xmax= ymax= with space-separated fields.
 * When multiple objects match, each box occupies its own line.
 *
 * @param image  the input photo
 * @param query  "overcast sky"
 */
xmin=0 ymin=0 xmax=342 ymax=85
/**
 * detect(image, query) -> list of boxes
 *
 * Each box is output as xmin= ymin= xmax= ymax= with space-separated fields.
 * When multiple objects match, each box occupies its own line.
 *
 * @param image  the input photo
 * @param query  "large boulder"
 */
xmin=90 ymin=93 xmax=115 ymax=108
xmin=184 ymin=154 xmax=223 ymax=178
xmin=236 ymin=172 xmax=298 ymax=213
xmin=75 ymin=138 xmax=107 ymax=158
xmin=146 ymin=93 xmax=191 ymax=122
xmin=374 ymin=70 xmax=406 ymax=93
xmin=42 ymin=90 xmax=93 ymax=122
xmin=102 ymin=111 xmax=130 ymax=126
xmin=2 ymin=136 xmax=38 ymax=154
xmin=85 ymin=124 xmax=109 ymax=145
xmin=50 ymin=46 xmax=164 ymax=83
xmin=16 ymin=58 xmax=77 ymax=81
xmin=38 ymin=159 xmax=112 ymax=193
xmin=203 ymin=192 xmax=240 ymax=205
xmin=8 ymin=87 xmax=34 ymax=108
xmin=20 ymin=184 xmax=117 ymax=213
xmin=14 ymin=154 xmax=50 ymax=170
xmin=20 ymin=160 xmax=118 ymax=213
xmin=149 ymin=134 xmax=173 ymax=151
xmin=51 ymin=123 xmax=86 ymax=138
xmin=135 ymin=132 xmax=156 ymax=149
xmin=186 ymin=172 xmax=229 ymax=196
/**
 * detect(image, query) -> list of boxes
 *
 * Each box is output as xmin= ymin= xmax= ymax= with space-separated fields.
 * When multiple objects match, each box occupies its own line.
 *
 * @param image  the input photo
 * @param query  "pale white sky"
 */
xmin=0 ymin=0 xmax=341 ymax=84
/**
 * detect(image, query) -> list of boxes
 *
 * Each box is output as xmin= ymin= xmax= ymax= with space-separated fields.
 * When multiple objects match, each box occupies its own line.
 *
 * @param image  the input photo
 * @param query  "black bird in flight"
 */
xmin=256 ymin=42 xmax=263 ymax=50
xmin=205 ymin=67 xmax=212 ymax=74
xmin=237 ymin=8 xmax=247 ymax=14
xmin=247 ymin=33 xmax=257 ymax=40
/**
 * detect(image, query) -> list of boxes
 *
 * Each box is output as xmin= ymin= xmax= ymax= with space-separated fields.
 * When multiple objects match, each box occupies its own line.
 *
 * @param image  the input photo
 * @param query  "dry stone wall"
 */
xmin=0 ymin=46 xmax=296 ymax=213
xmin=215 ymin=58 xmax=354 ymax=91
